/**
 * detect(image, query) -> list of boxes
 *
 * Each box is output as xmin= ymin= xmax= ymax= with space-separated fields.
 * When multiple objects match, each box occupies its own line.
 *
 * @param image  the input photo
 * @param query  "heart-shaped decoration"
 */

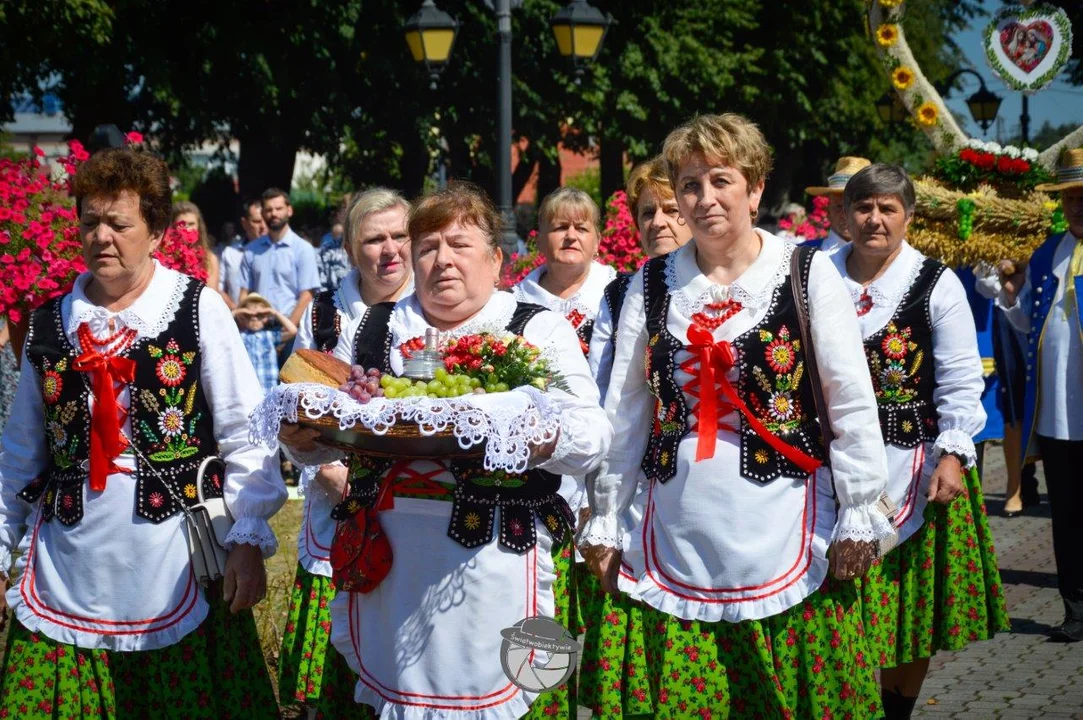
xmin=983 ymin=4 xmax=1073 ymax=94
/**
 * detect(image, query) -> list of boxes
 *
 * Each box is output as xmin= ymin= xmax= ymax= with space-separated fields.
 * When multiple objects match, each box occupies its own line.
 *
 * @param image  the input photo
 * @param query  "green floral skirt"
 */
xmin=859 ymin=468 xmax=1009 ymax=668
xmin=578 ymin=577 xmax=882 ymax=719
xmin=519 ymin=540 xmax=578 ymax=720
xmin=279 ymin=565 xmax=373 ymax=719
xmin=0 ymin=592 xmax=276 ymax=719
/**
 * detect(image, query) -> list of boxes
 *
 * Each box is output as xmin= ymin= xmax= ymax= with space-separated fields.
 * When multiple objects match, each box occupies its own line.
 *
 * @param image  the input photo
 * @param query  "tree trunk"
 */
xmin=599 ymin=139 xmax=625 ymax=203
xmin=536 ymin=150 xmax=562 ymax=205
xmin=398 ymin=129 xmax=429 ymax=199
xmin=237 ymin=131 xmax=299 ymax=201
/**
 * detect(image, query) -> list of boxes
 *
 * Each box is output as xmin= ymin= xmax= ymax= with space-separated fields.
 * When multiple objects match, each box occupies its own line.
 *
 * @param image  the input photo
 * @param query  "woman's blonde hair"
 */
xmin=661 ymin=113 xmax=773 ymax=190
xmin=625 ymin=157 xmax=674 ymax=229
xmin=171 ymin=200 xmax=212 ymax=251
xmin=343 ymin=187 xmax=410 ymax=259
xmin=537 ymin=187 xmax=601 ymax=234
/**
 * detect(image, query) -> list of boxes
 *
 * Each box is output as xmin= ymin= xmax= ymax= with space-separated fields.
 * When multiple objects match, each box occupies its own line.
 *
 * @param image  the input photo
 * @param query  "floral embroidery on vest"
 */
xmin=863 ymin=259 xmax=945 ymax=448
xmin=747 ymin=325 xmax=808 ymax=434
xmin=137 ymin=339 xmax=204 ymax=462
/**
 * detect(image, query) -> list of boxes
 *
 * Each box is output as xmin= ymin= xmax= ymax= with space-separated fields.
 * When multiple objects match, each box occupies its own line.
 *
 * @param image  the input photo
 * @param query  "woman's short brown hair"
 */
xmin=408 ymin=181 xmax=501 ymax=253
xmin=662 ymin=113 xmax=774 ymax=191
xmin=72 ymin=147 xmax=173 ymax=234
xmin=625 ymin=157 xmax=674 ymax=229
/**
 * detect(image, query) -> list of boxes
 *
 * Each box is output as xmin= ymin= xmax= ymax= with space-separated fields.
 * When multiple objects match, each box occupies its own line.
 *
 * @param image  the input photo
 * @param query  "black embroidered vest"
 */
xmin=640 ymin=246 xmax=826 ymax=485
xmin=20 ymin=277 xmax=221 ymax=525
xmin=864 ymin=258 xmax=946 ymax=447
xmin=338 ymin=300 xmax=573 ymax=553
xmin=310 ymin=289 xmax=342 ymax=353
xmin=603 ymin=272 xmax=633 ymax=344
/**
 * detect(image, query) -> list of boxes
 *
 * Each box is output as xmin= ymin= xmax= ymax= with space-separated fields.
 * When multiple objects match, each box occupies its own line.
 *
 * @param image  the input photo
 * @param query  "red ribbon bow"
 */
xmin=685 ymin=323 xmax=822 ymax=474
xmin=72 ymin=350 xmax=136 ymax=492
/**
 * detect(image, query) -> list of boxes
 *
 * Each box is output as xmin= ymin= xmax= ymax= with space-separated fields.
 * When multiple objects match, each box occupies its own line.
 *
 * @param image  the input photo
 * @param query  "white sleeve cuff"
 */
xmin=576 ymin=511 xmax=625 ymax=550
xmin=832 ymin=501 xmax=896 ymax=545
xmin=934 ymin=429 xmax=979 ymax=469
xmin=282 ymin=443 xmax=345 ymax=468
xmin=225 ymin=517 xmax=279 ymax=558
xmin=299 ymin=463 xmax=344 ymax=505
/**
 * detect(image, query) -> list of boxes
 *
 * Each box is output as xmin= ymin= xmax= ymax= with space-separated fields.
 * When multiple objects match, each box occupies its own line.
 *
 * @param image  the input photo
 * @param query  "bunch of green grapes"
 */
xmin=380 ymin=367 xmax=508 ymax=399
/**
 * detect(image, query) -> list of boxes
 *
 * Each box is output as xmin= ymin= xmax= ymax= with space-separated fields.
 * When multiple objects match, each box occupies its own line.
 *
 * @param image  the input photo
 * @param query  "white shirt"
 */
xmin=831 ymin=243 xmax=986 ymax=543
xmin=219 ymin=240 xmax=246 ymax=304
xmin=512 ymin=261 xmax=616 ymax=512
xmin=0 ymin=263 xmax=286 ymax=651
xmin=999 ymin=231 xmax=1083 ymax=441
xmin=291 ymin=268 xmax=413 ymax=576
xmin=819 ymin=230 xmax=848 ymax=255
xmin=580 ymin=232 xmax=891 ymax=623
xmin=588 ymin=291 xmax=619 ymax=404
xmin=328 ymin=290 xmax=612 ymax=720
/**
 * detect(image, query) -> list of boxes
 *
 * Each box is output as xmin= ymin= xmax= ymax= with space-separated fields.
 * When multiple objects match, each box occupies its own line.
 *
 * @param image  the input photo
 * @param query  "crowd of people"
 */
xmin=0 ymin=111 xmax=1078 ymax=720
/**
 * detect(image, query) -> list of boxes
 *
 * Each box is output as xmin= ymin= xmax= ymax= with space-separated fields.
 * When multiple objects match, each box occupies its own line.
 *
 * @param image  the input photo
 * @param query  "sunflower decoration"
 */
xmin=876 ymin=23 xmax=899 ymax=47
xmin=892 ymin=66 xmax=914 ymax=91
xmin=915 ymin=101 xmax=939 ymax=127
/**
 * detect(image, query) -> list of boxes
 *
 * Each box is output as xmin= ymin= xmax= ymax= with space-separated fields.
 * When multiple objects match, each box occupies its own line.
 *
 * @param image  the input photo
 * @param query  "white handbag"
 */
xmin=182 ymin=456 xmax=234 ymax=587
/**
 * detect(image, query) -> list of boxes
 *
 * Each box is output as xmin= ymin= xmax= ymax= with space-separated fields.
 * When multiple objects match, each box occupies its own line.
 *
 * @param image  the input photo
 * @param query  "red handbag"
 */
xmin=330 ymin=506 xmax=393 ymax=593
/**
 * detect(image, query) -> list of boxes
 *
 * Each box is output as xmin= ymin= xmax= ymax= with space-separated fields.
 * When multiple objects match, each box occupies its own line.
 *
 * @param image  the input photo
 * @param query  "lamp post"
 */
xmin=405 ymin=0 xmax=609 ymax=259
xmin=875 ymin=93 xmax=909 ymax=125
xmin=404 ymin=0 xmax=459 ymax=90
xmin=936 ymin=68 xmax=1002 ymax=135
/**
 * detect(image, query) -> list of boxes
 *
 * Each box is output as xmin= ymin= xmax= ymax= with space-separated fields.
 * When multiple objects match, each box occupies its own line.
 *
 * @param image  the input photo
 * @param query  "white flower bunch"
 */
xmin=963 ymin=138 xmax=1038 ymax=163
xmin=1022 ymin=148 xmax=1039 ymax=162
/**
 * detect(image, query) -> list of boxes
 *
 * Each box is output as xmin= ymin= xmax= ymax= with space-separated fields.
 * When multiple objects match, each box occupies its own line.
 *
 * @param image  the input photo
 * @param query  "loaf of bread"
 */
xmin=279 ymin=348 xmax=351 ymax=387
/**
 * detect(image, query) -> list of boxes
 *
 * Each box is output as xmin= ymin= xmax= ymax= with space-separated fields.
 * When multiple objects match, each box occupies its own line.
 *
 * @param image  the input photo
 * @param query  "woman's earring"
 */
xmin=676 ymin=215 xmax=686 ymax=226
xmin=750 ymin=208 xmax=759 ymax=222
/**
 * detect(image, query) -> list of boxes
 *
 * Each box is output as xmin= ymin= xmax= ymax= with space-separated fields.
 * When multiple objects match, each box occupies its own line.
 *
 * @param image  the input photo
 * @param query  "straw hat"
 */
xmin=806 ymin=156 xmax=872 ymax=196
xmin=1035 ymin=148 xmax=1083 ymax=193
xmin=239 ymin=292 xmax=272 ymax=310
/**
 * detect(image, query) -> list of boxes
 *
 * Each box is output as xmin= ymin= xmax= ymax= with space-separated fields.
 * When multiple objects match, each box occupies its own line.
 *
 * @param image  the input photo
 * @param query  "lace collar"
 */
xmin=388 ymin=289 xmax=518 ymax=347
xmin=336 ymin=270 xmax=416 ymax=323
xmin=512 ymin=261 xmax=616 ymax=320
xmin=832 ymin=241 xmax=925 ymax=308
xmin=820 ymin=230 xmax=847 ymax=255
xmin=666 ymin=229 xmax=792 ymax=317
xmin=64 ymin=261 xmax=187 ymax=344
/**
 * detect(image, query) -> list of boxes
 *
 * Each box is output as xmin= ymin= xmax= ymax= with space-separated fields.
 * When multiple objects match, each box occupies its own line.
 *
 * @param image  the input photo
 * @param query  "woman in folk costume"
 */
xmin=280 ymin=188 xmax=413 ymax=719
xmin=802 ymin=156 xmax=872 ymax=254
xmin=830 ymin=164 xmax=1008 ymax=719
xmin=512 ymin=186 xmax=615 ymax=514
xmin=0 ymin=147 xmax=285 ymax=717
xmin=578 ymin=113 xmax=893 ymax=719
xmin=589 ymin=156 xmax=693 ymax=401
xmin=997 ymin=148 xmax=1083 ymax=643
xmin=578 ymin=156 xmax=694 ymax=715
xmin=280 ymin=182 xmax=612 ymax=719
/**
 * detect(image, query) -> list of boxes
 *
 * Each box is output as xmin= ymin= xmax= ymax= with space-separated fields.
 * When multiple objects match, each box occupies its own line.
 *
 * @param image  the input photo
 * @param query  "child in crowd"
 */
xmin=233 ymin=293 xmax=297 ymax=395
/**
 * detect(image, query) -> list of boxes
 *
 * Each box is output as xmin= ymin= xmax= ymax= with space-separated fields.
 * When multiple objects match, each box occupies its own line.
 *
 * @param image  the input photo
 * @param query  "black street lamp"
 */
xmin=875 ymin=93 xmax=909 ymax=125
xmin=550 ymin=0 xmax=612 ymax=79
xmin=404 ymin=0 xmax=459 ymax=90
xmin=936 ymin=68 xmax=1002 ymax=134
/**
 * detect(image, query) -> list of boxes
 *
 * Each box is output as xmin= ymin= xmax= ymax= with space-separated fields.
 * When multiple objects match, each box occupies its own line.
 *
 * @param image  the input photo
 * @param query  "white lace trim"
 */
xmin=65 ymin=264 xmax=187 ymax=342
xmin=832 ymin=502 xmax=897 ymax=545
xmin=576 ymin=510 xmax=624 ymax=550
xmin=667 ymin=237 xmax=793 ymax=317
xmin=513 ymin=263 xmax=616 ymax=323
xmin=225 ymin=517 xmax=279 ymax=557
xmin=858 ymin=250 xmax=924 ymax=311
xmin=388 ymin=292 xmax=517 ymax=349
xmin=934 ymin=429 xmax=979 ymax=469
xmin=250 ymin=383 xmax=562 ymax=475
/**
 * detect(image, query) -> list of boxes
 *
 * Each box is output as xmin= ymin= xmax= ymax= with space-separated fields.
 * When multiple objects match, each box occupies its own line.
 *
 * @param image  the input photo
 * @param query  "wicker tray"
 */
xmin=299 ymin=413 xmax=486 ymax=459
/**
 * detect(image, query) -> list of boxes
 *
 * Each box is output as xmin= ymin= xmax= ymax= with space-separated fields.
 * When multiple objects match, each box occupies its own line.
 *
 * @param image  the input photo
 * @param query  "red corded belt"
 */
xmin=373 ymin=459 xmax=450 ymax=511
xmin=682 ymin=323 xmax=822 ymax=473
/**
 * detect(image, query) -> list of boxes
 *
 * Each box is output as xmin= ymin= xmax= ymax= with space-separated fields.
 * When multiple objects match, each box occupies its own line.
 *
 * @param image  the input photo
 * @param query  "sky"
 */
xmin=944 ymin=18 xmax=1082 ymax=144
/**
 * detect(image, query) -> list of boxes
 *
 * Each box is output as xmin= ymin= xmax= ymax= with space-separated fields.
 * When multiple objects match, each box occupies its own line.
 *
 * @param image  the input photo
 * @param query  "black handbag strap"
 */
xmin=789 ymin=245 xmax=834 ymax=451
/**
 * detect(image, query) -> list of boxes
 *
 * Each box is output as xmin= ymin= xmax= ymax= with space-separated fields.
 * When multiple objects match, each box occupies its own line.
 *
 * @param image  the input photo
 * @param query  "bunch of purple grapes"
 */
xmin=339 ymin=366 xmax=384 ymax=403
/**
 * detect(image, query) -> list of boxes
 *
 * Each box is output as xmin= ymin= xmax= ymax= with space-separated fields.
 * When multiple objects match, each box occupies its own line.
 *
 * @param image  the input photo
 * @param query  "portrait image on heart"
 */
xmin=983 ymin=3 xmax=1073 ymax=93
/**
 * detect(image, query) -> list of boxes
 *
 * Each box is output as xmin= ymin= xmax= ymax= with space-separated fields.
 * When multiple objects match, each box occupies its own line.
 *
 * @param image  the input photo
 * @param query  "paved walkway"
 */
xmin=914 ymin=446 xmax=1082 ymax=718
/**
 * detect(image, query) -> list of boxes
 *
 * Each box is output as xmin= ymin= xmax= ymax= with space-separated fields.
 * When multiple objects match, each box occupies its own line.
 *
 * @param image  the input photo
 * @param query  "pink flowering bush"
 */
xmin=0 ymin=136 xmax=206 ymax=326
xmin=501 ymin=190 xmax=645 ymax=288
xmin=777 ymin=195 xmax=831 ymax=241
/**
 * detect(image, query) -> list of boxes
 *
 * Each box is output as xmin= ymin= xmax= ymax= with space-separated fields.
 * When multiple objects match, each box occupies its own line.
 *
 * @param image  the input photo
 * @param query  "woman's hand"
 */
xmin=582 ymin=545 xmax=623 ymax=595
xmin=529 ymin=430 xmax=561 ymax=462
xmin=278 ymin=422 xmax=322 ymax=455
xmin=223 ymin=544 xmax=267 ymax=613
xmin=829 ymin=538 xmax=878 ymax=581
xmin=927 ymin=454 xmax=965 ymax=505
xmin=997 ymin=259 xmax=1027 ymax=305
xmin=315 ymin=463 xmax=349 ymax=498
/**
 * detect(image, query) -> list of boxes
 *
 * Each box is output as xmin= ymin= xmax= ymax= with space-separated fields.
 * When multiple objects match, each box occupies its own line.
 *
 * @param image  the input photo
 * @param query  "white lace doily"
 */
xmin=249 ymin=383 xmax=562 ymax=475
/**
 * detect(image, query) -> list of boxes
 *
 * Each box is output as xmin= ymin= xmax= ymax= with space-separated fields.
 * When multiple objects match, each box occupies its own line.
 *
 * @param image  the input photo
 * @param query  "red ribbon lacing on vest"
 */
xmin=72 ymin=323 xmax=138 ymax=492
xmin=373 ymin=460 xmax=450 ymax=511
xmin=681 ymin=323 xmax=822 ymax=474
